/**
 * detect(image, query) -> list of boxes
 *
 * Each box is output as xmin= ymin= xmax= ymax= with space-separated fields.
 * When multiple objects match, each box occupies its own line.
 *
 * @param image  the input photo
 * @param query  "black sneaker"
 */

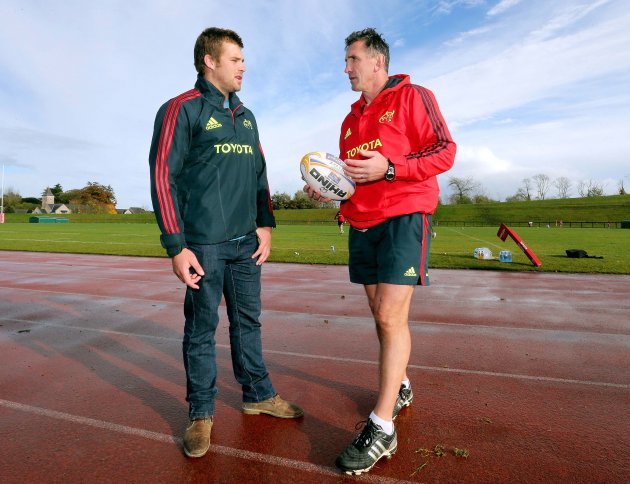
xmin=393 ymin=384 xmax=413 ymax=420
xmin=335 ymin=419 xmax=397 ymax=475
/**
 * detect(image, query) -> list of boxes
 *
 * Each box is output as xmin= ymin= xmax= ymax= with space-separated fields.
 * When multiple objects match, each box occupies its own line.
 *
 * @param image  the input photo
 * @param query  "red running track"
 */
xmin=0 ymin=251 xmax=629 ymax=483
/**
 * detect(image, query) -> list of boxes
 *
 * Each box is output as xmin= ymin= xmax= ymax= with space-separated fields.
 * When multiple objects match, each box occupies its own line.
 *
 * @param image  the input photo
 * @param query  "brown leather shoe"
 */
xmin=242 ymin=394 xmax=304 ymax=418
xmin=183 ymin=417 xmax=212 ymax=458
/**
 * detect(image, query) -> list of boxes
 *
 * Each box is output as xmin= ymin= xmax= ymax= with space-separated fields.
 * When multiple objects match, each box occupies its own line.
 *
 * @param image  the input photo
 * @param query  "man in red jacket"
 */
xmin=307 ymin=28 xmax=455 ymax=475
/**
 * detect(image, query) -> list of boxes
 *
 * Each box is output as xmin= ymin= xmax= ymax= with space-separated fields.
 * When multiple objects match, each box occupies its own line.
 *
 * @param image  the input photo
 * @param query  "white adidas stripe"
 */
xmin=368 ymin=440 xmax=387 ymax=460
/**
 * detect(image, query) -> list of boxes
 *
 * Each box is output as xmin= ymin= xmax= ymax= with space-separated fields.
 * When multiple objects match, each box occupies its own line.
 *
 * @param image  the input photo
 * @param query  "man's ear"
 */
xmin=204 ymin=54 xmax=215 ymax=71
xmin=374 ymin=54 xmax=385 ymax=72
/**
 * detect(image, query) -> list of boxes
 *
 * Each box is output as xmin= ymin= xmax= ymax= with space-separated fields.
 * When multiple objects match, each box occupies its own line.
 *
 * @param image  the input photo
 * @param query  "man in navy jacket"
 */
xmin=149 ymin=27 xmax=303 ymax=459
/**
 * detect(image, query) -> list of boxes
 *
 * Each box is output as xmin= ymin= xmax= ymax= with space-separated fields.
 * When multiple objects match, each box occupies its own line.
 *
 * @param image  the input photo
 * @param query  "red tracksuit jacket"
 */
xmin=339 ymin=74 xmax=456 ymax=229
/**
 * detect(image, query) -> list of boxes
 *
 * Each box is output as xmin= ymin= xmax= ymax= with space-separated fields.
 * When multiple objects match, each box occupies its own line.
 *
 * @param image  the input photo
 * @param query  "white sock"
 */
xmin=369 ymin=411 xmax=394 ymax=435
xmin=401 ymin=379 xmax=411 ymax=389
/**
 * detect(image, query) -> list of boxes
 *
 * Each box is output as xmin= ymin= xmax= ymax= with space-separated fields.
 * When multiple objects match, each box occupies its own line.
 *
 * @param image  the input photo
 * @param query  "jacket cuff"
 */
xmin=160 ymin=233 xmax=187 ymax=258
xmin=257 ymin=213 xmax=276 ymax=228
xmin=389 ymin=155 xmax=408 ymax=179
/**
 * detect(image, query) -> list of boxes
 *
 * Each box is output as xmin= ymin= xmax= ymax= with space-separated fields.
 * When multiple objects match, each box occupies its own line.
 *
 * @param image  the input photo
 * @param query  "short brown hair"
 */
xmin=194 ymin=27 xmax=244 ymax=75
xmin=345 ymin=28 xmax=390 ymax=72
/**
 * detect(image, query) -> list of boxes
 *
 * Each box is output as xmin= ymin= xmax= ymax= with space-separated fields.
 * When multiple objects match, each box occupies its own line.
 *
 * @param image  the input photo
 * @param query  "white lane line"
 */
xmin=2 ymin=276 xmax=629 ymax=318
xmin=3 ymin=318 xmax=629 ymax=390
xmin=0 ymin=398 xmax=177 ymax=444
xmin=261 ymin=349 xmax=630 ymax=390
xmin=0 ymin=399 xmax=410 ymax=483
xmin=1 ymin=285 xmax=627 ymax=336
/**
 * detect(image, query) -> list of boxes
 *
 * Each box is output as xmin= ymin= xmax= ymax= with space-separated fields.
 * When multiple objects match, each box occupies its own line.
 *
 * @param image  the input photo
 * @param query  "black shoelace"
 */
xmin=352 ymin=419 xmax=381 ymax=448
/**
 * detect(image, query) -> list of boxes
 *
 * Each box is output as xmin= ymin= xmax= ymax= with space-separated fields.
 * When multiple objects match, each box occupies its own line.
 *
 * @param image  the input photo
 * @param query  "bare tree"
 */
xmin=447 ymin=176 xmax=479 ymax=204
xmin=469 ymin=184 xmax=495 ymax=203
xmin=577 ymin=180 xmax=587 ymax=197
xmin=518 ymin=178 xmax=533 ymax=201
xmin=553 ymin=177 xmax=571 ymax=198
xmin=506 ymin=188 xmax=528 ymax=202
xmin=578 ymin=179 xmax=604 ymax=197
xmin=532 ymin=173 xmax=551 ymax=199
xmin=619 ymin=178 xmax=627 ymax=195
xmin=586 ymin=180 xmax=604 ymax=197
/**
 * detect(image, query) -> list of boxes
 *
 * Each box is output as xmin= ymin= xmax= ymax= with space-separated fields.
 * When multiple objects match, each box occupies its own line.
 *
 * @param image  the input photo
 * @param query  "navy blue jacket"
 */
xmin=149 ymin=76 xmax=275 ymax=256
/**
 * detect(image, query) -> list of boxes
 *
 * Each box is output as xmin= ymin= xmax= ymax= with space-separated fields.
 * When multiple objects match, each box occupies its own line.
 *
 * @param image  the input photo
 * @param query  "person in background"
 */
xmin=334 ymin=209 xmax=346 ymax=234
xmin=149 ymin=27 xmax=303 ymax=460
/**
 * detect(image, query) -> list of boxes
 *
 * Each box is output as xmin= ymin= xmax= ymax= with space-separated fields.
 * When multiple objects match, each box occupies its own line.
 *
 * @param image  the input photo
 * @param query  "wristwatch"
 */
xmin=384 ymin=160 xmax=395 ymax=181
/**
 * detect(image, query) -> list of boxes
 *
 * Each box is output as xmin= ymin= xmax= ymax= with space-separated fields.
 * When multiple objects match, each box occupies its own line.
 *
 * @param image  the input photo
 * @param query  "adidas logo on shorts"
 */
xmin=404 ymin=267 xmax=417 ymax=277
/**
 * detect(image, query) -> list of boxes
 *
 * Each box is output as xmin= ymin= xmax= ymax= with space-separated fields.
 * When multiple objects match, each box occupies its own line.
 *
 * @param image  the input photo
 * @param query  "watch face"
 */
xmin=386 ymin=164 xmax=395 ymax=180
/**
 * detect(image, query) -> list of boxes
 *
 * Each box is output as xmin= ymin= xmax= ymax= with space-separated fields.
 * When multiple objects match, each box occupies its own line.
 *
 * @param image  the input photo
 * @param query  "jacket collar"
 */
xmin=194 ymin=75 xmax=243 ymax=110
xmin=350 ymin=74 xmax=409 ymax=116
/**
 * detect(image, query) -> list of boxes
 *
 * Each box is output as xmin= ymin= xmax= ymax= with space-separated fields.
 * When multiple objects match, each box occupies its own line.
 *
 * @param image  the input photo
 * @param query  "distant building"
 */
xmin=30 ymin=188 xmax=71 ymax=214
xmin=117 ymin=207 xmax=147 ymax=215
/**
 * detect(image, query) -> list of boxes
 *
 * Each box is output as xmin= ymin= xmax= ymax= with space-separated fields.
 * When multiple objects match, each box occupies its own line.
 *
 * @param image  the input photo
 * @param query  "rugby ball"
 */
xmin=300 ymin=151 xmax=356 ymax=201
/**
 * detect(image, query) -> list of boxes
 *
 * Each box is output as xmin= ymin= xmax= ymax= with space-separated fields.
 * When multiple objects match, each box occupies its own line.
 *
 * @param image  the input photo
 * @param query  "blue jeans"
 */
xmin=183 ymin=233 xmax=275 ymax=419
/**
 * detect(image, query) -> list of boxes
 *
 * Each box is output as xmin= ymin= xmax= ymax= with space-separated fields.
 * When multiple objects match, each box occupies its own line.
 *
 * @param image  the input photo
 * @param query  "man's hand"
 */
xmin=172 ymin=248 xmax=205 ymax=289
xmin=303 ymin=184 xmax=332 ymax=203
xmin=344 ymin=149 xmax=388 ymax=183
xmin=252 ymin=226 xmax=272 ymax=265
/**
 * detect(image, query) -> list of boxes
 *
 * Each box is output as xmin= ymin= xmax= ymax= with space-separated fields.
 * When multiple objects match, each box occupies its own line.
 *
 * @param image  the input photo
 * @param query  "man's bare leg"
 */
xmin=364 ymin=283 xmax=414 ymax=421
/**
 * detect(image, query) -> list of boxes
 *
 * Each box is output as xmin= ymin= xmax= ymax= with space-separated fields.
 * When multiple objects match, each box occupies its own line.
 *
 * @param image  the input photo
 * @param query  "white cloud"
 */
xmin=433 ymin=0 xmax=485 ymax=16
xmin=408 ymin=2 xmax=630 ymax=202
xmin=455 ymin=145 xmax=512 ymax=174
xmin=528 ymin=0 xmax=611 ymax=42
xmin=487 ymin=0 xmax=523 ymax=17
xmin=258 ymin=89 xmax=357 ymax=196
xmin=431 ymin=13 xmax=630 ymax=125
xmin=444 ymin=26 xmax=493 ymax=47
xmin=447 ymin=104 xmax=630 ymax=200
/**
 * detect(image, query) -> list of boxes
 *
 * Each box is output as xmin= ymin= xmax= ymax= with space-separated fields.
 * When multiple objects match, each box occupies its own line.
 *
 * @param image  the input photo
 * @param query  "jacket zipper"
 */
xmin=229 ymin=104 xmax=243 ymax=129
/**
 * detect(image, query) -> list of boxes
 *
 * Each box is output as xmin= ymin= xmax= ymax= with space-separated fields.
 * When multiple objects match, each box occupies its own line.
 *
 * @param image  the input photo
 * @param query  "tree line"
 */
xmin=271 ymin=191 xmax=336 ymax=210
xmin=4 ymin=175 xmax=625 ymax=214
xmin=2 ymin=182 xmax=117 ymax=213
xmin=272 ymin=174 xmax=627 ymax=209
xmin=448 ymin=175 xmax=627 ymax=204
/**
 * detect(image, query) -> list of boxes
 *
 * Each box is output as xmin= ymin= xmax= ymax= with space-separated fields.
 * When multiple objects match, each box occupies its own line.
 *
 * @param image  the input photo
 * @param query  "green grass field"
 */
xmin=1 ymin=222 xmax=628 ymax=274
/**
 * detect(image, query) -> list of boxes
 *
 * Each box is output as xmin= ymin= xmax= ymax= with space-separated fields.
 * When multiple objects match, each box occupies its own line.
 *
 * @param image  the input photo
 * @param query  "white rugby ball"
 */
xmin=300 ymin=151 xmax=356 ymax=201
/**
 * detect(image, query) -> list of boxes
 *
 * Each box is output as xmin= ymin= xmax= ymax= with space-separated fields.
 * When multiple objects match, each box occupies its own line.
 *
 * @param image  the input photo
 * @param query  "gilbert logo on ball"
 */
xmin=300 ymin=151 xmax=356 ymax=201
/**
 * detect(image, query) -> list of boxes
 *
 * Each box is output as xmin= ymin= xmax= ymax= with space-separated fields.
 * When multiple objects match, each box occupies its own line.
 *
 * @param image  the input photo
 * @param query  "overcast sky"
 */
xmin=1 ymin=0 xmax=629 ymax=208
